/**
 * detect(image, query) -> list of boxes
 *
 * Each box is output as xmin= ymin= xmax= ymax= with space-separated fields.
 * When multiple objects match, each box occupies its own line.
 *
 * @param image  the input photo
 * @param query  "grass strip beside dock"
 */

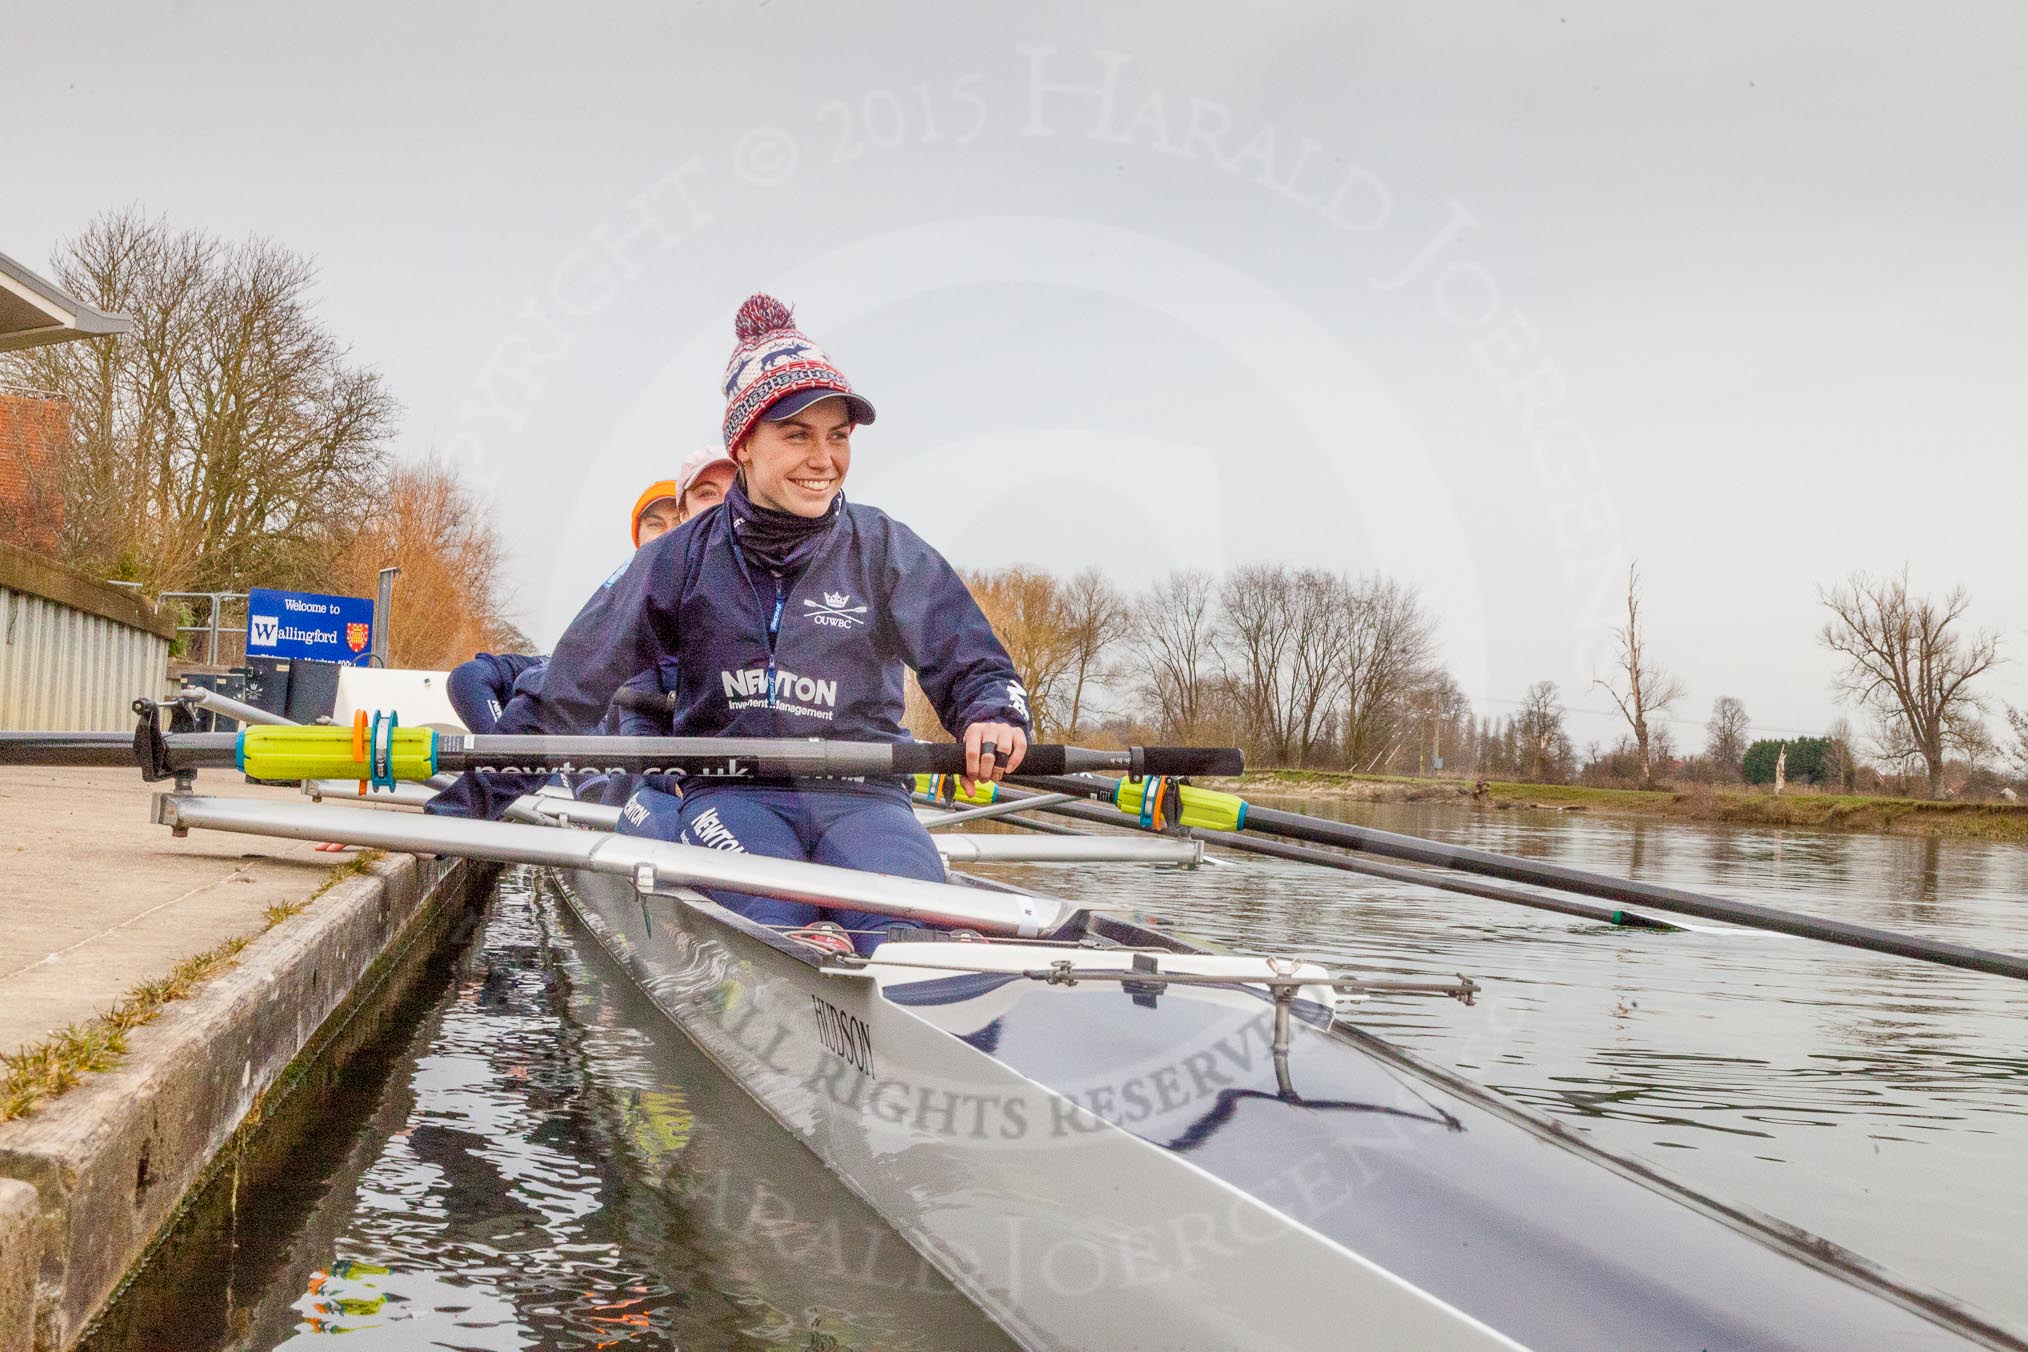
xmin=0 ymin=850 xmax=386 ymax=1123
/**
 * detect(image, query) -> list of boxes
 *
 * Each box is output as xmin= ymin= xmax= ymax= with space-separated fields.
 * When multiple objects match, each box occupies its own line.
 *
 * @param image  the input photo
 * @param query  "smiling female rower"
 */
xmin=432 ymin=295 xmax=1031 ymax=954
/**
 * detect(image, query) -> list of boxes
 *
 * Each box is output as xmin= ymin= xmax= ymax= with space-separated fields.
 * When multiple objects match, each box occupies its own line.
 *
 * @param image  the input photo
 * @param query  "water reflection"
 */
xmin=1623 ymin=819 xmax=1648 ymax=880
xmin=85 ymin=869 xmax=1012 ymax=1352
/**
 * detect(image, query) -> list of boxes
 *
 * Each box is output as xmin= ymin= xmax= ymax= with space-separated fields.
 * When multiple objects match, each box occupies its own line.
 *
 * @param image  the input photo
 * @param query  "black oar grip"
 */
xmin=1010 ymin=745 xmax=1064 ymax=775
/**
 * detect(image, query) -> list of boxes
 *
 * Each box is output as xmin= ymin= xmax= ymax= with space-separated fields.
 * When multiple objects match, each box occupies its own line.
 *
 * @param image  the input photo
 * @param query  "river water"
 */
xmin=84 ymin=801 xmax=2028 ymax=1347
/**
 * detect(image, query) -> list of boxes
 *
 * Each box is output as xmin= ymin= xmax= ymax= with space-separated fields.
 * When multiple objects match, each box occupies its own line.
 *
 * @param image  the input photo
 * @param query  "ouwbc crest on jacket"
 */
xmin=720 ymin=294 xmax=877 ymax=448
xmin=805 ymin=591 xmax=868 ymax=628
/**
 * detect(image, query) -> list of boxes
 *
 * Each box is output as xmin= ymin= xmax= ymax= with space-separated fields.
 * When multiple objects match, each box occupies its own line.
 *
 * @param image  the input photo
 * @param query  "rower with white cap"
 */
xmin=673 ymin=445 xmax=735 ymax=522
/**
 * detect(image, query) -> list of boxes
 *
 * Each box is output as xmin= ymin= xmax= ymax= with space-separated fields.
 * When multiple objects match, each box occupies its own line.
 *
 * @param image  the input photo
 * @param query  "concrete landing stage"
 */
xmin=0 ymin=767 xmax=490 ymax=1350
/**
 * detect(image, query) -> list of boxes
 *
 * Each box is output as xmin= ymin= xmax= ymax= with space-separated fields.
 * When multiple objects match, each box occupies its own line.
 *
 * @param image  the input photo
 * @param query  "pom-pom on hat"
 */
xmin=720 ymin=294 xmax=876 ymax=449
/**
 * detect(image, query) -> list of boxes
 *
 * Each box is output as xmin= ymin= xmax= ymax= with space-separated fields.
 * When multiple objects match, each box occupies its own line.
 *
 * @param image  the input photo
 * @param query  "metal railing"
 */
xmin=157 ymin=591 xmax=247 ymax=666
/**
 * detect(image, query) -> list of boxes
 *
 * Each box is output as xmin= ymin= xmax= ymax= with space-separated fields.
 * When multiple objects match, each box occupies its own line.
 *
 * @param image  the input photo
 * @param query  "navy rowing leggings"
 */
xmin=617 ymin=783 xmax=939 ymax=954
xmin=445 ymin=660 xmax=505 ymax=734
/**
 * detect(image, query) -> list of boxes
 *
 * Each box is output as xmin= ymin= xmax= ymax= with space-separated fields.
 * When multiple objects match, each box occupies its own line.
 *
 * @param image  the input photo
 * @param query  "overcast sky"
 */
xmin=10 ymin=1 xmax=2027 ymax=750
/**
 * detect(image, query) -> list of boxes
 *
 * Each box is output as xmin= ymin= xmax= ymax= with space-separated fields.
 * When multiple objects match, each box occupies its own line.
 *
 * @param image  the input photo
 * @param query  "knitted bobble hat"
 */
xmin=719 ymin=294 xmax=876 ymax=449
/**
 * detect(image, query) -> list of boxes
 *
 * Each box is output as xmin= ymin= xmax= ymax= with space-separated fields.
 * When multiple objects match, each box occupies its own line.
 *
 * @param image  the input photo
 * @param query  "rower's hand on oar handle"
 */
xmin=962 ymin=721 xmax=1028 ymax=796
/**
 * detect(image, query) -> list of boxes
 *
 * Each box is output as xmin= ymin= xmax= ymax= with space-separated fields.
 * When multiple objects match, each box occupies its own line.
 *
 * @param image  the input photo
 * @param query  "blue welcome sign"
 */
xmin=245 ymin=587 xmax=375 ymax=665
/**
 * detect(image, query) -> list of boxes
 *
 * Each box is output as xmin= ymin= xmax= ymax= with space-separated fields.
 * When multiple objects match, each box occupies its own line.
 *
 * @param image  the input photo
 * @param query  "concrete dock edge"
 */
xmin=0 ymin=1180 xmax=34 ymax=1352
xmin=0 ymin=850 xmax=494 ymax=1350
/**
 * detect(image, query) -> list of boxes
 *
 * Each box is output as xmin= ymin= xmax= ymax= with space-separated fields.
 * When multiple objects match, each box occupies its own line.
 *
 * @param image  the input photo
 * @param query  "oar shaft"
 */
xmin=914 ymin=793 xmax=1085 ymax=837
xmin=0 ymin=731 xmax=243 ymax=768
xmin=1241 ymin=804 xmax=2028 ymax=982
xmin=993 ymin=782 xmax=1677 ymax=929
xmin=0 ymin=724 xmax=1241 ymax=782
xmin=1010 ymin=773 xmax=2028 ymax=981
xmin=435 ymin=737 xmax=1234 ymax=778
xmin=1188 ymin=826 xmax=1682 ymax=930
xmin=0 ymin=731 xmax=138 ymax=766
xmin=438 ymin=734 xmax=896 ymax=777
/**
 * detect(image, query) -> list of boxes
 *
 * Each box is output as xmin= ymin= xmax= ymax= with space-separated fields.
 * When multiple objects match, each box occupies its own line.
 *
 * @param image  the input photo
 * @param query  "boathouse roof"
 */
xmin=0 ymin=249 xmax=129 ymax=351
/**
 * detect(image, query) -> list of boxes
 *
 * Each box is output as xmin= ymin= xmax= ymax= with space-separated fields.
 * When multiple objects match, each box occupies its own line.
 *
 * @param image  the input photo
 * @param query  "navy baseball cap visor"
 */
xmin=761 ymin=385 xmax=876 ymax=426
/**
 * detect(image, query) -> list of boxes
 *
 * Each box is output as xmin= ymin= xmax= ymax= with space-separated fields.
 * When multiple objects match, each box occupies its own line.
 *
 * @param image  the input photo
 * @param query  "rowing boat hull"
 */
xmin=544 ymin=865 xmax=2012 ymax=1352
xmin=546 ymin=866 xmax=1519 ymax=1349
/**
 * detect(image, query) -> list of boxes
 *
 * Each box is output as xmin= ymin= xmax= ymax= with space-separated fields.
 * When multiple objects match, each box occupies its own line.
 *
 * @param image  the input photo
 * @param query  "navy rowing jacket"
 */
xmin=429 ymin=501 xmax=1029 ymax=819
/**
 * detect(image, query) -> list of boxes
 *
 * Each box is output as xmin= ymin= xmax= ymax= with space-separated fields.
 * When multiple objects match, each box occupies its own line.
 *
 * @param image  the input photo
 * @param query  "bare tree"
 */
xmin=1704 ymin=696 xmax=1751 ymax=781
xmin=1395 ymin=670 xmax=1474 ymax=775
xmin=1648 ymin=721 xmax=1680 ymax=770
xmin=1058 ymin=567 xmax=1127 ymax=739
xmin=328 ymin=457 xmax=518 ymax=669
xmin=1219 ymin=564 xmax=1351 ymax=766
xmin=1219 ymin=564 xmax=1296 ymax=762
xmin=1341 ymin=575 xmax=1440 ymax=770
xmin=2004 ymin=707 xmax=2028 ymax=781
xmin=1822 ymin=716 xmax=1859 ymax=791
xmin=0 ymin=208 xmax=396 ymax=593
xmin=1957 ymin=719 xmax=1999 ymax=777
xmin=1871 ymin=708 xmax=1926 ymax=789
xmin=1593 ymin=562 xmax=1686 ymax=788
xmin=964 ymin=566 xmax=1081 ymax=740
xmin=1818 ymin=568 xmax=2001 ymax=798
xmin=1515 ymin=680 xmax=1568 ymax=782
xmin=1129 ymin=570 xmax=1221 ymax=740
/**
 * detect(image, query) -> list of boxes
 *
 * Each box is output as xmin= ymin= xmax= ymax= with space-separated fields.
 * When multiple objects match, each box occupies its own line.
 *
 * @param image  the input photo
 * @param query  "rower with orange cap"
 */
xmin=629 ymin=481 xmax=682 ymax=549
xmin=604 ymin=448 xmax=738 ymax=824
xmin=445 ymin=471 xmax=721 ymax=737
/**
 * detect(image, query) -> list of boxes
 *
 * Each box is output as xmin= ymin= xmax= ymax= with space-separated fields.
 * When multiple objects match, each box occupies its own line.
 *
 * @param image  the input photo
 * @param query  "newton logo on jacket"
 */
xmin=721 ymin=667 xmax=840 ymax=719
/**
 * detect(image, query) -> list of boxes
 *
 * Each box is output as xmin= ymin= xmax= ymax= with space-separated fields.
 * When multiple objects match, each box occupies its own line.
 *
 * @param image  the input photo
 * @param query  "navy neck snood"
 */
xmin=724 ymin=472 xmax=842 ymax=575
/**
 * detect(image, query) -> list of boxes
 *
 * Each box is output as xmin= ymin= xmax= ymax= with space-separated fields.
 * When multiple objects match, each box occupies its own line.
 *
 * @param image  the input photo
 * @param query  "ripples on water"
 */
xmin=988 ymin=799 xmax=2028 ymax=1329
xmin=84 ymin=868 xmax=1013 ymax=1352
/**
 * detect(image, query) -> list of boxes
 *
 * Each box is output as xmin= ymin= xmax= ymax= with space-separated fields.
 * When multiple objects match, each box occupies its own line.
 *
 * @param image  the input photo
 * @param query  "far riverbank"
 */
xmin=1206 ymin=770 xmax=2028 ymax=843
